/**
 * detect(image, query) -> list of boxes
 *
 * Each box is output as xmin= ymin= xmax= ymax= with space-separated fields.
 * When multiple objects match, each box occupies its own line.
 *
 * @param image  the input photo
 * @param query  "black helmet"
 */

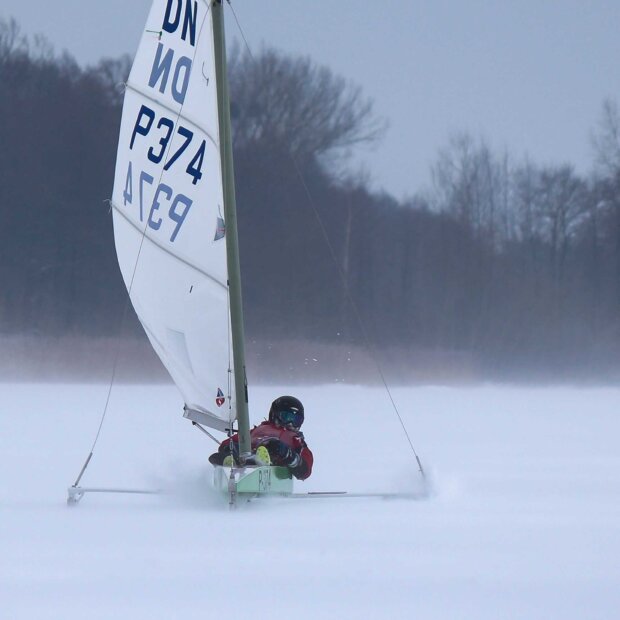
xmin=269 ymin=395 xmax=304 ymax=430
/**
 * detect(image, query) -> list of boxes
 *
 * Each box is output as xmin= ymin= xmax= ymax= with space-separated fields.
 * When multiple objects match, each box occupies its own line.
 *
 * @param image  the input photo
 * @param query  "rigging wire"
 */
xmin=71 ymin=6 xmax=214 ymax=488
xmin=71 ymin=295 xmax=133 ymax=487
xmin=226 ymin=1 xmax=252 ymax=57
xmin=227 ymin=4 xmax=425 ymax=478
xmin=290 ymin=156 xmax=425 ymax=479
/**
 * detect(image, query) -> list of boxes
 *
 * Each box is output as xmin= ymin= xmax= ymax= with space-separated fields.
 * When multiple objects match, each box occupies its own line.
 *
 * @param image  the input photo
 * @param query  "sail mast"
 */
xmin=212 ymin=0 xmax=251 ymax=457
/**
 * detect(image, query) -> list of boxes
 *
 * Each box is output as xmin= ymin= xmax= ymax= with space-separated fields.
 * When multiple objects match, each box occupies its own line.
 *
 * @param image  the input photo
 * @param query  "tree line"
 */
xmin=1 ymin=18 xmax=618 ymax=379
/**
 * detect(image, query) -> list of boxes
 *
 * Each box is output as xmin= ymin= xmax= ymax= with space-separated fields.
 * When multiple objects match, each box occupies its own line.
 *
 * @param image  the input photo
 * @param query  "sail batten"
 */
xmin=112 ymin=0 xmax=236 ymax=430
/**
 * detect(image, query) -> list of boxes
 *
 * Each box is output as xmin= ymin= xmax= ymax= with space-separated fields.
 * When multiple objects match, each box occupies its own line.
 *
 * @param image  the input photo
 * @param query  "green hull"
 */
xmin=213 ymin=465 xmax=293 ymax=501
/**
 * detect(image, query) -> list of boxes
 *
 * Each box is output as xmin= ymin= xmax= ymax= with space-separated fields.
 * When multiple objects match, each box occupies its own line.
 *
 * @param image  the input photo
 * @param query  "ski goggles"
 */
xmin=277 ymin=409 xmax=302 ymax=428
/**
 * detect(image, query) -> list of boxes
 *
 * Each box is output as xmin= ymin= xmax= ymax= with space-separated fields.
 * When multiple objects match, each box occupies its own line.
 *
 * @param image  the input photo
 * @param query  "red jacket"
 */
xmin=216 ymin=421 xmax=313 ymax=480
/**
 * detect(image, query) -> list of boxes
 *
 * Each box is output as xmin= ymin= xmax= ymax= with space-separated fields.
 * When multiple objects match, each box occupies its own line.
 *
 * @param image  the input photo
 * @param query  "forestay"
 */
xmin=111 ymin=0 xmax=234 ymax=431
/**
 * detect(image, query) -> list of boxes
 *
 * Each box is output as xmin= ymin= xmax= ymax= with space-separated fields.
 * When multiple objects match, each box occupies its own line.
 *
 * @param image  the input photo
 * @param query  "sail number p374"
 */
xmin=121 ymin=103 xmax=208 ymax=242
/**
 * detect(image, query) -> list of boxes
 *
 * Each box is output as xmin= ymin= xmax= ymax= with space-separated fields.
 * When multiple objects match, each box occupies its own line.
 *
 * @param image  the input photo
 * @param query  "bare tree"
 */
xmin=0 ymin=17 xmax=27 ymax=65
xmin=229 ymin=46 xmax=386 ymax=169
xmin=0 ymin=18 xmax=57 ymax=68
xmin=92 ymin=55 xmax=133 ymax=106
xmin=592 ymin=98 xmax=620 ymax=177
xmin=513 ymin=159 xmax=552 ymax=245
xmin=533 ymin=165 xmax=588 ymax=286
xmin=431 ymin=133 xmax=513 ymax=246
xmin=590 ymin=100 xmax=620 ymax=311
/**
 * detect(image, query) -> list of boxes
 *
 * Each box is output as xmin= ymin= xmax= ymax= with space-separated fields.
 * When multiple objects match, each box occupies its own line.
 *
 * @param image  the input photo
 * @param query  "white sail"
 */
xmin=111 ymin=0 xmax=234 ymax=431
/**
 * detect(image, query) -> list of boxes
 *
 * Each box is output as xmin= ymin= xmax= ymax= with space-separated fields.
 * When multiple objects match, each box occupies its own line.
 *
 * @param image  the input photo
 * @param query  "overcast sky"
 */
xmin=2 ymin=1 xmax=620 ymax=199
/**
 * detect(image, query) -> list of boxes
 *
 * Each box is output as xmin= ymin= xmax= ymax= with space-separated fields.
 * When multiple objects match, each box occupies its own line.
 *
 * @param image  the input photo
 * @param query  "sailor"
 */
xmin=209 ymin=395 xmax=313 ymax=480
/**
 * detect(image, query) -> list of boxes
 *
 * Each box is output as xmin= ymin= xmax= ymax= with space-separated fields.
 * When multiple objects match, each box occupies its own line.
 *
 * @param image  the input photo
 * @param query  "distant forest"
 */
xmin=1 ymin=18 xmax=619 ymax=380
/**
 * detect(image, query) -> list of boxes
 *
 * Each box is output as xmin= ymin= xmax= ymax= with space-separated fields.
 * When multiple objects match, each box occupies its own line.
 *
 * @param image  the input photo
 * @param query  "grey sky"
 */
xmin=2 ymin=1 xmax=620 ymax=199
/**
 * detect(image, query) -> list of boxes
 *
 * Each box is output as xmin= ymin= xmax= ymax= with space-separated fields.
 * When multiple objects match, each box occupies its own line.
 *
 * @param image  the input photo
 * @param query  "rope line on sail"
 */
xmin=71 ymin=5 xmax=214 ymax=489
xmin=227 ymin=5 xmax=425 ymax=478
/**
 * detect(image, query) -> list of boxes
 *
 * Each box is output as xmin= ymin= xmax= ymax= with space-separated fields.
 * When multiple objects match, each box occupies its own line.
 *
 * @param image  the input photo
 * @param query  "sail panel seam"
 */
xmin=111 ymin=200 xmax=227 ymax=290
xmin=124 ymin=82 xmax=219 ymax=152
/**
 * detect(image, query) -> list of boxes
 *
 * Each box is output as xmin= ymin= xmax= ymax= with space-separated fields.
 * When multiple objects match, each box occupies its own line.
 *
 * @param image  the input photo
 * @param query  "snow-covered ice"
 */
xmin=1 ymin=382 xmax=619 ymax=619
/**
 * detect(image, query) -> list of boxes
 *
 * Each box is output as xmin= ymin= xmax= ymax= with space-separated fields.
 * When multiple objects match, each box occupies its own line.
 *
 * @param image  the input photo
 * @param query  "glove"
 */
xmin=261 ymin=438 xmax=301 ymax=467
xmin=261 ymin=438 xmax=290 ymax=461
